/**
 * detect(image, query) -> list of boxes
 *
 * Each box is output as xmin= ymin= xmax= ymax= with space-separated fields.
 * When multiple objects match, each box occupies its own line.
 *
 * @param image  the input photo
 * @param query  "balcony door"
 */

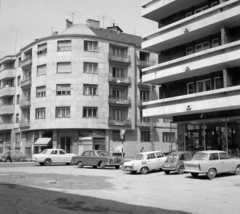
xmin=113 ymin=109 xmax=126 ymax=121
xmin=112 ymin=89 xmax=125 ymax=99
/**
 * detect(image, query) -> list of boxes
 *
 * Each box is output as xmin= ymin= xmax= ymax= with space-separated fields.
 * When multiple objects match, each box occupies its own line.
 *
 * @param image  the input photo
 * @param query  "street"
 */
xmin=0 ymin=162 xmax=240 ymax=214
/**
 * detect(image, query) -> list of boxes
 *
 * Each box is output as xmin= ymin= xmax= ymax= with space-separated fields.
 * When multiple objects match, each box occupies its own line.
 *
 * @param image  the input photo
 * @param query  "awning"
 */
xmin=34 ymin=138 xmax=51 ymax=146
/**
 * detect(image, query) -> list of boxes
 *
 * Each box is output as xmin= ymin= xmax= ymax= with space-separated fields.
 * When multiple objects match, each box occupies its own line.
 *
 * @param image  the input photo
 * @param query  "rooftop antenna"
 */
xmin=66 ymin=9 xmax=81 ymax=23
xmin=97 ymin=13 xmax=112 ymax=28
xmin=12 ymin=28 xmax=24 ymax=54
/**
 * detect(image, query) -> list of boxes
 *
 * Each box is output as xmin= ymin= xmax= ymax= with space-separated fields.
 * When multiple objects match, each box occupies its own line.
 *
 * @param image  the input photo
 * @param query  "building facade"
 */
xmin=0 ymin=19 xmax=177 ymax=157
xmin=141 ymin=0 xmax=240 ymax=153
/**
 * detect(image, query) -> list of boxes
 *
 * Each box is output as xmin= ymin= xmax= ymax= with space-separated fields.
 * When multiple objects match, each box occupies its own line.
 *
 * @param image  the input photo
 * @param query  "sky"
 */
xmin=0 ymin=0 xmax=157 ymax=57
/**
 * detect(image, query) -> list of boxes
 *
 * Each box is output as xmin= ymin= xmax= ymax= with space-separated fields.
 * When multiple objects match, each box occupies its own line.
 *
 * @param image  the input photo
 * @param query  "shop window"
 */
xmin=56 ymin=107 xmax=70 ymax=118
xmin=83 ymin=85 xmax=97 ymax=96
xmin=57 ymin=62 xmax=71 ymax=73
xmin=36 ymin=86 xmax=46 ymax=97
xmin=186 ymin=47 xmax=193 ymax=55
xmin=84 ymin=41 xmax=98 ymax=52
xmin=163 ymin=132 xmax=175 ymax=142
xmin=36 ymin=108 xmax=45 ymax=119
xmin=83 ymin=107 xmax=97 ymax=118
xmin=187 ymin=82 xmax=194 ymax=94
xmin=195 ymin=41 xmax=209 ymax=53
xmin=214 ymin=77 xmax=223 ymax=89
xmin=56 ymin=84 xmax=71 ymax=95
xmin=197 ymin=79 xmax=211 ymax=92
xmin=57 ymin=40 xmax=71 ymax=51
xmin=37 ymin=65 xmax=47 ymax=76
xmin=141 ymin=131 xmax=150 ymax=142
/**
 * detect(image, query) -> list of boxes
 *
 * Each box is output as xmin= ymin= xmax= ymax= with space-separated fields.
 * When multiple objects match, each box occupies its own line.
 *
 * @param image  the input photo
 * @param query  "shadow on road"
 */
xmin=0 ymin=183 xmax=192 ymax=214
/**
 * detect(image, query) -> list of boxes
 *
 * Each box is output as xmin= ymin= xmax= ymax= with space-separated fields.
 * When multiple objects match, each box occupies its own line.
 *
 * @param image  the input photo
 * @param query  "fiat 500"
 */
xmin=122 ymin=151 xmax=167 ymax=174
xmin=184 ymin=150 xmax=240 ymax=179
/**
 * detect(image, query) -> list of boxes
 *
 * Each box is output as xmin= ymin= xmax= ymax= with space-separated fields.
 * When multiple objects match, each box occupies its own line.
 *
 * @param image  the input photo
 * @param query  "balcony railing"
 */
xmin=109 ymin=95 xmax=131 ymax=105
xmin=137 ymin=119 xmax=156 ymax=127
xmin=108 ymin=75 xmax=131 ymax=85
xmin=0 ymin=86 xmax=15 ymax=97
xmin=108 ymin=53 xmax=131 ymax=64
xmin=20 ymin=77 xmax=32 ymax=88
xmin=20 ymin=99 xmax=31 ymax=108
xmin=0 ymin=104 xmax=14 ymax=115
xmin=21 ymin=57 xmax=32 ymax=70
xmin=0 ymin=68 xmax=16 ymax=80
xmin=19 ymin=119 xmax=30 ymax=128
xmin=108 ymin=117 xmax=131 ymax=126
xmin=0 ymin=123 xmax=13 ymax=130
xmin=137 ymin=60 xmax=156 ymax=68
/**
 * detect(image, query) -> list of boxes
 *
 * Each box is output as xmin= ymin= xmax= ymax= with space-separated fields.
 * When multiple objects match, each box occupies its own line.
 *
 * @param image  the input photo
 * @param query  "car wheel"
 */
xmin=131 ymin=171 xmax=137 ymax=174
xmin=39 ymin=162 xmax=44 ymax=166
xmin=19 ymin=157 xmax=24 ymax=162
xmin=177 ymin=165 xmax=184 ymax=175
xmin=164 ymin=171 xmax=170 ymax=175
xmin=44 ymin=159 xmax=52 ymax=166
xmin=77 ymin=161 xmax=83 ymax=168
xmin=140 ymin=167 xmax=148 ymax=175
xmin=234 ymin=165 xmax=240 ymax=175
xmin=92 ymin=166 xmax=97 ymax=169
xmin=191 ymin=173 xmax=199 ymax=178
xmin=207 ymin=168 xmax=217 ymax=179
xmin=100 ymin=162 xmax=106 ymax=169
xmin=115 ymin=165 xmax=120 ymax=169
xmin=66 ymin=163 xmax=70 ymax=165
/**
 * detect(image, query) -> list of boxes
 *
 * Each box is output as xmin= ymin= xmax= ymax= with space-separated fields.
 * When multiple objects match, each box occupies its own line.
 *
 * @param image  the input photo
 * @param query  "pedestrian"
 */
xmin=5 ymin=147 xmax=12 ymax=163
xmin=140 ymin=147 xmax=144 ymax=152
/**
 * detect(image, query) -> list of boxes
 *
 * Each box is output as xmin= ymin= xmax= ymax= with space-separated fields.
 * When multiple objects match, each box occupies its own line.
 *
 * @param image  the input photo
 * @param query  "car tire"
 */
xmin=115 ymin=165 xmax=120 ymax=169
xmin=191 ymin=173 xmax=199 ymax=178
xmin=234 ymin=165 xmax=240 ymax=175
xmin=140 ymin=167 xmax=148 ymax=175
xmin=77 ymin=161 xmax=83 ymax=168
xmin=44 ymin=159 xmax=52 ymax=166
xmin=207 ymin=168 xmax=217 ymax=179
xmin=177 ymin=165 xmax=184 ymax=175
xmin=131 ymin=171 xmax=137 ymax=174
xmin=66 ymin=163 xmax=70 ymax=165
xmin=100 ymin=162 xmax=106 ymax=169
xmin=39 ymin=162 xmax=44 ymax=166
xmin=164 ymin=171 xmax=170 ymax=175
xmin=92 ymin=166 xmax=97 ymax=169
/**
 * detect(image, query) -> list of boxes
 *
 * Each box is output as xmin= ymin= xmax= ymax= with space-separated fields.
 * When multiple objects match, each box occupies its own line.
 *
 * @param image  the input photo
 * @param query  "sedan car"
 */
xmin=71 ymin=150 xmax=122 ymax=169
xmin=32 ymin=149 xmax=76 ymax=166
xmin=122 ymin=151 xmax=167 ymax=174
xmin=0 ymin=150 xmax=28 ymax=162
xmin=162 ymin=151 xmax=193 ymax=174
xmin=184 ymin=150 xmax=240 ymax=179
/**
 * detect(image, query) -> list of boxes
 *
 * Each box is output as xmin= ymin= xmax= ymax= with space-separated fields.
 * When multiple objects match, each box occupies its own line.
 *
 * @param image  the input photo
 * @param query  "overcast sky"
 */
xmin=0 ymin=0 xmax=157 ymax=57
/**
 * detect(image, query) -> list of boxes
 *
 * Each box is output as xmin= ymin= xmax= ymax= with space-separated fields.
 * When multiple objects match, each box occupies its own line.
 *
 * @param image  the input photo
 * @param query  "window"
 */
xmin=17 ymin=76 xmax=21 ymax=86
xmin=26 ymin=132 xmax=32 ymax=141
xmin=36 ymin=86 xmax=46 ymax=97
xmin=57 ymin=62 xmax=71 ymax=73
xmin=36 ymin=108 xmax=45 ymax=119
xmin=187 ymin=82 xmax=194 ymax=94
xmin=147 ymin=153 xmax=156 ymax=159
xmin=214 ymin=77 xmax=222 ymax=89
xmin=211 ymin=1 xmax=219 ymax=7
xmin=219 ymin=152 xmax=230 ymax=160
xmin=83 ymin=151 xmax=90 ymax=156
xmin=51 ymin=150 xmax=58 ymax=155
xmin=197 ymin=79 xmax=211 ymax=92
xmin=57 ymin=40 xmax=71 ymax=51
xmin=83 ymin=107 xmax=97 ymax=118
xmin=140 ymin=91 xmax=149 ymax=101
xmin=37 ymin=43 xmax=47 ymax=57
xmin=112 ymin=67 xmax=125 ymax=77
xmin=185 ymin=12 xmax=192 ymax=18
xmin=163 ymin=132 xmax=175 ymax=142
xmin=6 ymin=132 xmax=11 ymax=142
xmin=141 ymin=131 xmax=150 ymax=142
xmin=112 ymin=89 xmax=125 ymax=99
xmin=37 ymin=65 xmax=47 ymax=76
xmin=113 ymin=130 xmax=123 ymax=141
xmin=195 ymin=42 xmax=209 ymax=53
xmin=163 ymin=119 xmax=172 ymax=123
xmin=18 ymin=58 xmax=21 ymax=67
xmin=112 ymin=46 xmax=126 ymax=57
xmin=83 ymin=85 xmax=97 ymax=96
xmin=16 ymin=133 xmax=21 ymax=142
xmin=84 ymin=62 xmax=98 ymax=74
xmin=212 ymin=38 xmax=220 ymax=48
xmin=59 ymin=150 xmax=66 ymax=155
xmin=16 ymin=114 xmax=19 ymax=123
xmin=156 ymin=152 xmax=164 ymax=158
xmin=194 ymin=5 xmax=209 ymax=14
xmin=56 ymin=84 xmax=71 ymax=95
xmin=186 ymin=47 xmax=193 ymax=55
xmin=56 ymin=107 xmax=70 ymax=118
xmin=84 ymin=41 xmax=98 ymax=52
xmin=16 ymin=95 xmax=20 ymax=104
xmin=112 ymin=109 xmax=125 ymax=120
xmin=209 ymin=153 xmax=219 ymax=160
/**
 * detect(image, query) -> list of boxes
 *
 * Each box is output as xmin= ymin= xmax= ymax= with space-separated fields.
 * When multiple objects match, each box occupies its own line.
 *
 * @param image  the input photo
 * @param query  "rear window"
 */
xmin=192 ymin=153 xmax=208 ymax=160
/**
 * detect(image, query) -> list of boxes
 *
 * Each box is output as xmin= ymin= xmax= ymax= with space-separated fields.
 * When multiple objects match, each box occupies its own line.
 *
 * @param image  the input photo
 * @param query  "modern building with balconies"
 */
xmin=0 ymin=19 xmax=176 ymax=156
xmin=141 ymin=0 xmax=240 ymax=152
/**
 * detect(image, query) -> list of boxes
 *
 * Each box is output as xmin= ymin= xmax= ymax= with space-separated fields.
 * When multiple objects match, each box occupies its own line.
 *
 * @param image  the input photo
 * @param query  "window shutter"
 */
xmin=37 ymin=86 xmax=46 ymax=93
xmin=37 ymin=65 xmax=47 ymax=76
xmin=58 ymin=41 xmax=71 ymax=47
xmin=57 ymin=85 xmax=71 ymax=91
xmin=57 ymin=62 xmax=71 ymax=73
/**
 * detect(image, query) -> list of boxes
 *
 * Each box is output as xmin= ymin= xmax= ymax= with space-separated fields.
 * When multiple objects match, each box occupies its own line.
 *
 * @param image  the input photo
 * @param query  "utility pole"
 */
xmin=12 ymin=28 xmax=24 ymax=54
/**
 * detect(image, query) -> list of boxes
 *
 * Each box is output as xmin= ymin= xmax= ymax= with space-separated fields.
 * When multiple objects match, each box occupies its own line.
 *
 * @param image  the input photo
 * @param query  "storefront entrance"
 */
xmin=60 ymin=137 xmax=71 ymax=153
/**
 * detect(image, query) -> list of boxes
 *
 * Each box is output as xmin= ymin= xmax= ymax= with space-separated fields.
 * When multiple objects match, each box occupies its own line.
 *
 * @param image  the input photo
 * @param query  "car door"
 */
xmin=219 ymin=152 xmax=233 ymax=172
xmin=81 ymin=151 xmax=90 ymax=165
xmin=209 ymin=153 xmax=221 ymax=173
xmin=156 ymin=152 xmax=166 ymax=168
xmin=146 ymin=153 xmax=157 ymax=170
xmin=59 ymin=150 xmax=68 ymax=162
xmin=49 ymin=150 xmax=58 ymax=163
xmin=87 ymin=151 xmax=97 ymax=166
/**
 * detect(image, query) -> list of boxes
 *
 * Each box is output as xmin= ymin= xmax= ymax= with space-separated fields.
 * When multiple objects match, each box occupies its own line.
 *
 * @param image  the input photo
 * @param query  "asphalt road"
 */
xmin=0 ymin=163 xmax=240 ymax=214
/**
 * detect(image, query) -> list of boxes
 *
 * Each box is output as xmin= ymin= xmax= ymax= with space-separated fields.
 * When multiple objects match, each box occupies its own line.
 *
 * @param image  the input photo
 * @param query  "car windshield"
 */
xmin=97 ymin=151 xmax=109 ymax=156
xmin=40 ymin=149 xmax=48 ymax=154
xmin=192 ymin=153 xmax=208 ymax=160
xmin=167 ymin=154 xmax=178 ymax=160
xmin=135 ymin=154 xmax=144 ymax=160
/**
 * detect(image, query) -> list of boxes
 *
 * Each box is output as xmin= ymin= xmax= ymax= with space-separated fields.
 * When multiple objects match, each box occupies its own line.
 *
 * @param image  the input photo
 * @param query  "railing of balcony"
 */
xmin=20 ymin=99 xmax=31 ymax=108
xmin=108 ymin=75 xmax=131 ymax=84
xmin=109 ymin=95 xmax=131 ymax=105
xmin=21 ymin=57 xmax=32 ymax=68
xmin=108 ymin=117 xmax=131 ymax=126
xmin=0 ymin=122 xmax=13 ymax=130
xmin=20 ymin=77 xmax=31 ymax=87
xmin=108 ymin=53 xmax=131 ymax=63
xmin=19 ymin=119 xmax=30 ymax=128
xmin=137 ymin=60 xmax=156 ymax=68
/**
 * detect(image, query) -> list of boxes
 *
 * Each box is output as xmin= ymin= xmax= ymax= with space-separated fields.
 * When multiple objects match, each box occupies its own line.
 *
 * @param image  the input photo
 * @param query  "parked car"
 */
xmin=184 ymin=150 xmax=240 ymax=179
xmin=32 ymin=149 xmax=76 ymax=166
xmin=71 ymin=150 xmax=122 ymax=169
xmin=0 ymin=150 xmax=28 ymax=162
xmin=162 ymin=151 xmax=193 ymax=174
xmin=122 ymin=151 xmax=167 ymax=174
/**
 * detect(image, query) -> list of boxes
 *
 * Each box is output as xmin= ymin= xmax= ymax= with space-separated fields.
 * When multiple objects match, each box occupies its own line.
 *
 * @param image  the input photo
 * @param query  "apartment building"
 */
xmin=141 ymin=0 xmax=240 ymax=152
xmin=0 ymin=19 xmax=177 ymax=157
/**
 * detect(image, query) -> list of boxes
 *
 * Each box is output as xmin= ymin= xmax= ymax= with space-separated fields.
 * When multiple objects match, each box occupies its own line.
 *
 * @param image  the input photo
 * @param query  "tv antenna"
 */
xmin=66 ymin=10 xmax=81 ymax=23
xmin=12 ymin=28 xmax=24 ymax=54
xmin=97 ymin=13 xmax=112 ymax=28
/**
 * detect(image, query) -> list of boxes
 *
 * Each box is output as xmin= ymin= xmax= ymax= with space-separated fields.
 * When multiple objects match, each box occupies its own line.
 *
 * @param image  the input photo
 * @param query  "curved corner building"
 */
xmin=141 ymin=0 xmax=240 ymax=152
xmin=0 ymin=19 xmax=177 ymax=157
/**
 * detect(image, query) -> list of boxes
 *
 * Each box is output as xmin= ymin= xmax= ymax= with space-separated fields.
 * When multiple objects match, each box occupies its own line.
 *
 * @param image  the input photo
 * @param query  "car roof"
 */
xmin=137 ymin=151 xmax=162 ymax=155
xmin=169 ymin=151 xmax=192 ymax=155
xmin=196 ymin=150 xmax=227 ymax=154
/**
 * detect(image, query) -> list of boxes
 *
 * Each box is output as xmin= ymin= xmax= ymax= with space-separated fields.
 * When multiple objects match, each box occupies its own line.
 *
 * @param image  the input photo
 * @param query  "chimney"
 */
xmin=52 ymin=31 xmax=58 ymax=36
xmin=66 ymin=19 xmax=73 ymax=29
xmin=86 ymin=19 xmax=100 ymax=29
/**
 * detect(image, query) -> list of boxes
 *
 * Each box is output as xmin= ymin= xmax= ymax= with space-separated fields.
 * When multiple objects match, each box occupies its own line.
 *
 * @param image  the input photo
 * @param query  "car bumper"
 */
xmin=184 ymin=170 xmax=205 ymax=174
xmin=162 ymin=167 xmax=177 ymax=171
xmin=122 ymin=166 xmax=137 ymax=172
